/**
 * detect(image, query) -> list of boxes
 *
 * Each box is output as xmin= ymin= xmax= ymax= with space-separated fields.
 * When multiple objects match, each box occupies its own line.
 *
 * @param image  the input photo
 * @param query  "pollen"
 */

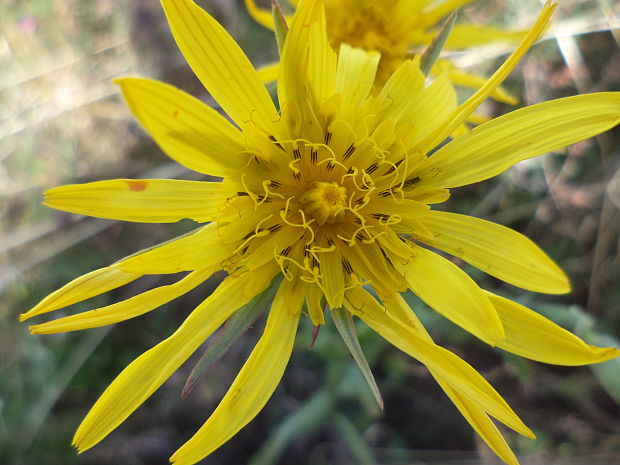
xmin=299 ymin=181 xmax=348 ymax=226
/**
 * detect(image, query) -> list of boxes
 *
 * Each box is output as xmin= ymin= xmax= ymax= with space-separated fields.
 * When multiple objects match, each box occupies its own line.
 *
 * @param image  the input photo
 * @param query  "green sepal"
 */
xmin=420 ymin=10 xmax=457 ymax=76
xmin=331 ymin=307 xmax=384 ymax=410
xmin=181 ymin=273 xmax=283 ymax=398
xmin=272 ymin=0 xmax=288 ymax=56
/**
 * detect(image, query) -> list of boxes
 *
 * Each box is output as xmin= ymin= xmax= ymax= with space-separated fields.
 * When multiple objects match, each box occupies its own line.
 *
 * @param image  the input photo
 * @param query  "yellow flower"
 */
xmin=247 ymin=0 xmax=523 ymax=101
xmin=21 ymin=1 xmax=620 ymax=464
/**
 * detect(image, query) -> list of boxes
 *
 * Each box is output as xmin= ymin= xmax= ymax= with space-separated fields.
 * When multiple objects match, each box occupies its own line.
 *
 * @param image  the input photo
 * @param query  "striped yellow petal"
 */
xmin=44 ymin=179 xmax=230 ymax=223
xmin=308 ymin=20 xmax=337 ymax=109
xmin=384 ymin=295 xmax=520 ymax=465
xmin=345 ymin=287 xmax=532 ymax=437
xmin=320 ymin=246 xmax=344 ymax=308
xmin=377 ymin=60 xmax=425 ymax=123
xmin=29 ymin=269 xmax=211 ymax=334
xmin=420 ymin=211 xmax=570 ymax=294
xmin=404 ymin=75 xmax=456 ymax=149
xmin=437 ymin=379 xmax=520 ymax=465
xmin=424 ymin=93 xmax=620 ymax=188
xmin=116 ymin=78 xmax=245 ymax=177
xmin=117 ymin=224 xmax=234 ymax=274
xmin=169 ymin=279 xmax=304 ymax=465
xmin=335 ymin=44 xmax=380 ymax=108
xmin=487 ymin=291 xmax=620 ymax=366
xmin=306 ymin=283 xmax=325 ymax=326
xmin=161 ymin=0 xmax=279 ymax=133
xmin=401 ymin=245 xmax=504 ymax=345
xmin=418 ymin=2 xmax=555 ymax=152
xmin=19 ymin=266 xmax=139 ymax=321
xmin=279 ymin=0 xmax=325 ymax=108
xmin=73 ymin=267 xmax=277 ymax=453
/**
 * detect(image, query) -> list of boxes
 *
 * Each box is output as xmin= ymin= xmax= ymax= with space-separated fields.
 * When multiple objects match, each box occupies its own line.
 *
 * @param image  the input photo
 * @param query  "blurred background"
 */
xmin=1 ymin=0 xmax=619 ymax=464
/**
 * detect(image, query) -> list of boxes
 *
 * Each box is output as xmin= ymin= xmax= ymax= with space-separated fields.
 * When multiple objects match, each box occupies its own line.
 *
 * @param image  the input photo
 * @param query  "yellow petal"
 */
xmin=19 ymin=267 xmax=139 ymax=321
xmin=44 ymin=179 xmax=230 ymax=223
xmin=436 ymin=379 xmax=520 ymax=465
xmin=401 ymin=245 xmax=504 ymax=345
xmin=404 ymin=75 xmax=456 ymax=149
xmin=308 ymin=20 xmax=337 ymax=108
xmin=420 ymin=211 xmax=570 ymax=294
xmin=418 ymin=2 xmax=556 ymax=152
xmin=117 ymin=224 xmax=234 ymax=274
xmin=256 ymin=61 xmax=279 ymax=83
xmin=306 ymin=283 xmax=325 ymax=326
xmin=320 ymin=246 xmax=344 ymax=309
xmin=29 ymin=269 xmax=211 ymax=334
xmin=161 ymin=0 xmax=279 ymax=133
xmin=115 ymin=78 xmax=245 ymax=177
xmin=335 ymin=44 xmax=380 ymax=108
xmin=487 ymin=291 xmax=620 ymax=366
xmin=345 ymin=287 xmax=532 ymax=437
xmin=243 ymin=0 xmax=274 ymax=29
xmin=73 ymin=268 xmax=277 ymax=453
xmin=377 ymin=60 xmax=425 ymax=123
xmin=370 ymin=198 xmax=430 ymax=224
xmin=423 ymin=93 xmax=620 ymax=188
xmin=170 ymin=279 xmax=304 ymax=465
xmin=279 ymin=0 xmax=325 ymax=109
xmin=384 ymin=294 xmax=520 ymax=465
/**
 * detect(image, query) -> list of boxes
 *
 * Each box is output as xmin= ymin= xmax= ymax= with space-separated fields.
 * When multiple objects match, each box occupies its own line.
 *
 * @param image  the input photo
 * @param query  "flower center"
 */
xmin=299 ymin=181 xmax=348 ymax=226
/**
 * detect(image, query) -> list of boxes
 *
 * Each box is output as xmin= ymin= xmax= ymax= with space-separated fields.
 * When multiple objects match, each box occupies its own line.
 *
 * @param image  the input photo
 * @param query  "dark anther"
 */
xmin=310 ymin=148 xmax=318 ymax=164
xmin=342 ymin=259 xmax=354 ymax=274
xmin=237 ymin=191 xmax=249 ymax=196
xmin=324 ymin=131 xmax=332 ymax=145
xmin=281 ymin=246 xmax=292 ymax=256
xmin=366 ymin=162 xmax=378 ymax=174
xmin=403 ymin=176 xmax=421 ymax=187
xmin=269 ymin=135 xmax=285 ymax=151
xmin=343 ymin=143 xmax=355 ymax=160
xmin=385 ymin=159 xmax=402 ymax=174
xmin=293 ymin=148 xmax=301 ymax=160
xmin=268 ymin=224 xmax=283 ymax=233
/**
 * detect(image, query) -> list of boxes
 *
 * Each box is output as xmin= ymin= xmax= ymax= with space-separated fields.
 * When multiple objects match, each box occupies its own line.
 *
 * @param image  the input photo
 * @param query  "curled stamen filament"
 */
xmin=232 ymin=214 xmax=273 ymax=255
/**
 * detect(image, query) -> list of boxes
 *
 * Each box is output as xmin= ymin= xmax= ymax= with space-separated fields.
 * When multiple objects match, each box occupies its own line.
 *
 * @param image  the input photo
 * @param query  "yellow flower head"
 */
xmin=247 ymin=0 xmax=525 ymax=97
xmin=21 ymin=1 xmax=620 ymax=465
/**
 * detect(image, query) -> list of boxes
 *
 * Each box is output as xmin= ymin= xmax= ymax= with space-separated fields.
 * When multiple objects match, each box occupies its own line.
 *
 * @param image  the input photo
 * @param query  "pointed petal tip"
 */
xmin=28 ymin=325 xmax=41 ymax=335
xmin=594 ymin=346 xmax=620 ymax=363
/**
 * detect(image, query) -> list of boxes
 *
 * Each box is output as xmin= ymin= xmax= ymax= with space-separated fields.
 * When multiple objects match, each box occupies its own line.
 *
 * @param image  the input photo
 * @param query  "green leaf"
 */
xmin=248 ymin=390 xmax=334 ymax=465
xmin=419 ymin=10 xmax=457 ymax=76
xmin=331 ymin=308 xmax=383 ymax=410
xmin=272 ymin=0 xmax=288 ymax=56
xmin=334 ymin=414 xmax=377 ymax=465
xmin=580 ymin=331 xmax=620 ymax=405
xmin=181 ymin=274 xmax=283 ymax=398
